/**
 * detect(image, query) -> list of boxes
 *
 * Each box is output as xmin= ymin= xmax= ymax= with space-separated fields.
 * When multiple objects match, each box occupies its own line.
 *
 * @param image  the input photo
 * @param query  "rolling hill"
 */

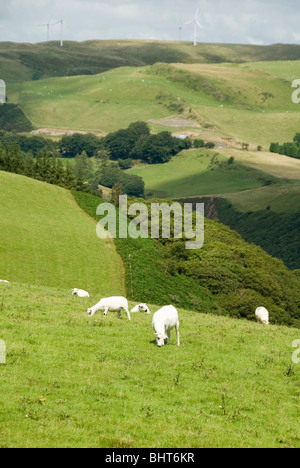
xmin=0 ymin=169 xmax=299 ymax=447
xmin=0 ymin=170 xmax=125 ymax=294
xmin=1 ymin=39 xmax=300 ymax=448
xmin=7 ymin=60 xmax=300 ymax=147
xmin=5 ymin=56 xmax=300 ymax=269
xmin=1 ymin=40 xmax=300 ymax=83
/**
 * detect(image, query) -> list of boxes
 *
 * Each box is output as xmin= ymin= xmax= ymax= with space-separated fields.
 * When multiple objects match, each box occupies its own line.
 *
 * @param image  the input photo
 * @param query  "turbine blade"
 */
xmin=196 ymin=20 xmax=203 ymax=29
xmin=183 ymin=19 xmax=193 ymax=25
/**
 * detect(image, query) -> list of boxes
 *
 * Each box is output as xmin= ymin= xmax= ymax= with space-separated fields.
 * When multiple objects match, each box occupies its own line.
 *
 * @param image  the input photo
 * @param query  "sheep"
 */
xmin=130 ymin=303 xmax=151 ymax=314
xmin=72 ymin=288 xmax=90 ymax=298
xmin=87 ymin=296 xmax=131 ymax=320
xmin=152 ymin=305 xmax=180 ymax=347
xmin=0 ymin=280 xmax=9 ymax=284
xmin=255 ymin=306 xmax=270 ymax=325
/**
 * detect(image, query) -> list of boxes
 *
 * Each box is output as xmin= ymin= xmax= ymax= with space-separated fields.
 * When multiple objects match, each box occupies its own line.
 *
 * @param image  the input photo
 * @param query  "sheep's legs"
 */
xmin=124 ymin=307 xmax=131 ymax=321
xmin=103 ymin=307 xmax=109 ymax=317
xmin=176 ymin=322 xmax=180 ymax=346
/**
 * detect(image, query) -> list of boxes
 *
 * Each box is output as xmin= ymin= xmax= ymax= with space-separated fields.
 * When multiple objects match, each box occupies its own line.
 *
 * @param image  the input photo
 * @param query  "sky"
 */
xmin=0 ymin=0 xmax=300 ymax=45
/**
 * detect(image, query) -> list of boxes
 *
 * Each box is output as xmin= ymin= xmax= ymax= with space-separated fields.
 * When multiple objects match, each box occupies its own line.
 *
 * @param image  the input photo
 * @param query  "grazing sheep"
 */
xmin=152 ymin=305 xmax=180 ymax=347
xmin=130 ymin=303 xmax=151 ymax=314
xmin=255 ymin=307 xmax=270 ymax=325
xmin=72 ymin=288 xmax=90 ymax=298
xmin=87 ymin=296 xmax=131 ymax=321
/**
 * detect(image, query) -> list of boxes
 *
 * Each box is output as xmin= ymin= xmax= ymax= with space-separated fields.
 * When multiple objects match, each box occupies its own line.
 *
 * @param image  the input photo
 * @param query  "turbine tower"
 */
xmin=38 ymin=19 xmax=52 ymax=42
xmin=184 ymin=8 xmax=202 ymax=46
xmin=53 ymin=19 xmax=64 ymax=47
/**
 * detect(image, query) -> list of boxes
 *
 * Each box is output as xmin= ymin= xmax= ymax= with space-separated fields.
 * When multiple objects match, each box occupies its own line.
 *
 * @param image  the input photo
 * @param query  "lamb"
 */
xmin=152 ymin=305 xmax=180 ymax=347
xmin=130 ymin=303 xmax=151 ymax=314
xmin=72 ymin=288 xmax=90 ymax=298
xmin=255 ymin=306 xmax=270 ymax=325
xmin=87 ymin=296 xmax=131 ymax=321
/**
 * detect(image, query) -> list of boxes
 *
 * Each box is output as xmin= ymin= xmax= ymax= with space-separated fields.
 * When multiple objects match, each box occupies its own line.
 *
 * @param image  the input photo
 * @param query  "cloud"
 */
xmin=0 ymin=0 xmax=299 ymax=44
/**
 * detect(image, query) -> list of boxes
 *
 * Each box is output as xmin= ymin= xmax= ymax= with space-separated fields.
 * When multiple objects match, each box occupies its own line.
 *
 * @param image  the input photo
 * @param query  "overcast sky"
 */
xmin=0 ymin=0 xmax=300 ymax=45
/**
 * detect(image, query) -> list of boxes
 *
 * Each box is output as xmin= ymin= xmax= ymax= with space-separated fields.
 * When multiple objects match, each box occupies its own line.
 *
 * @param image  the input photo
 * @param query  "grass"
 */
xmin=128 ymin=149 xmax=278 ymax=199
xmin=1 ymin=40 xmax=300 ymax=83
xmin=224 ymin=181 xmax=300 ymax=214
xmin=0 ymin=280 xmax=299 ymax=448
xmin=7 ymin=60 xmax=300 ymax=147
xmin=0 ymin=171 xmax=125 ymax=294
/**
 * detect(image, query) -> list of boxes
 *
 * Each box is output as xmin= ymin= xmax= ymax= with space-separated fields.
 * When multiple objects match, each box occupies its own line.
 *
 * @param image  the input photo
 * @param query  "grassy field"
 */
xmin=8 ymin=60 xmax=300 ymax=146
xmin=128 ymin=148 xmax=284 ymax=198
xmin=0 ymin=171 xmax=125 ymax=294
xmin=223 ymin=181 xmax=300 ymax=214
xmin=0 ymin=280 xmax=299 ymax=448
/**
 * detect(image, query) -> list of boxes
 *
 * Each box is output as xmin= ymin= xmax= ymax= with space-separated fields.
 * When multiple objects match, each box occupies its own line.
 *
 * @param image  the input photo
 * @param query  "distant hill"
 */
xmin=1 ymin=40 xmax=300 ymax=82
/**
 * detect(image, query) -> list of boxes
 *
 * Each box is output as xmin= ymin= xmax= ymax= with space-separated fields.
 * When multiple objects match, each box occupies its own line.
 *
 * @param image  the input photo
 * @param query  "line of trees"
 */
xmin=0 ymin=144 xmax=92 ymax=193
xmin=269 ymin=133 xmax=300 ymax=159
xmin=0 ymin=121 xmax=191 ymax=164
xmin=0 ymin=122 xmax=191 ymax=198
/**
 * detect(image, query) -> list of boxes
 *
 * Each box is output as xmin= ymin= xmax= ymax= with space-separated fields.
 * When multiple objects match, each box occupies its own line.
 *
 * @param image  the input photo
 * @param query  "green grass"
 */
xmin=128 ymin=149 xmax=278 ymax=199
xmin=0 ymin=280 xmax=299 ymax=448
xmin=0 ymin=171 xmax=125 ymax=294
xmin=224 ymin=181 xmax=300 ymax=213
xmin=8 ymin=60 xmax=300 ymax=147
xmin=2 ymin=40 xmax=300 ymax=83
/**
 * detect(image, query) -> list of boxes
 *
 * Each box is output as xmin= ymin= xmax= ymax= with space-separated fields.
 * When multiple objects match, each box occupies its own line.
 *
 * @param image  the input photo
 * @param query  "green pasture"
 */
xmin=0 ymin=281 xmax=299 ymax=448
xmin=7 ymin=60 xmax=300 ymax=146
xmin=128 ymin=149 xmax=278 ymax=199
xmin=0 ymin=171 xmax=125 ymax=294
xmin=224 ymin=181 xmax=300 ymax=214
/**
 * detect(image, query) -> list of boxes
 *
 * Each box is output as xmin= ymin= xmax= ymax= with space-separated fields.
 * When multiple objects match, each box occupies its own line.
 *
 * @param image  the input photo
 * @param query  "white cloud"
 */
xmin=0 ymin=0 xmax=299 ymax=44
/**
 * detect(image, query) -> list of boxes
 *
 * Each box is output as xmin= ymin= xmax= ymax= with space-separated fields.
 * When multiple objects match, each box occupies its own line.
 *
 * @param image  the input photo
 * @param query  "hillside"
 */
xmin=73 ymin=191 xmax=300 ymax=329
xmin=0 ymin=280 xmax=299 ymax=448
xmin=1 ymin=40 xmax=300 ymax=83
xmin=0 ymin=171 xmax=125 ymax=294
xmin=8 ymin=60 xmax=300 ymax=146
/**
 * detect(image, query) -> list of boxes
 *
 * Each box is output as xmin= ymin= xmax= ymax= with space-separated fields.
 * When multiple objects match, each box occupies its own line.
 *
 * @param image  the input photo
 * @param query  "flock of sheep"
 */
xmin=72 ymin=289 xmax=180 ymax=347
xmin=0 ymin=282 xmax=270 ymax=347
xmin=72 ymin=288 xmax=270 ymax=347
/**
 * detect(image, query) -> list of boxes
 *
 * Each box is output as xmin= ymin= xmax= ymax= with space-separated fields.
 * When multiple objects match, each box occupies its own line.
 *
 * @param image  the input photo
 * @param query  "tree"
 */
xmin=293 ymin=133 xmax=300 ymax=147
xmin=111 ymin=182 xmax=123 ymax=206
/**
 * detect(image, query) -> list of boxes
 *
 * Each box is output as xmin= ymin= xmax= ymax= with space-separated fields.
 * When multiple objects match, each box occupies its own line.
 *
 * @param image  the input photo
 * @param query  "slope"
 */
xmin=8 ymin=60 xmax=300 ymax=146
xmin=0 ymin=171 xmax=125 ymax=294
xmin=1 ymin=40 xmax=300 ymax=83
xmin=0 ymin=280 xmax=299 ymax=448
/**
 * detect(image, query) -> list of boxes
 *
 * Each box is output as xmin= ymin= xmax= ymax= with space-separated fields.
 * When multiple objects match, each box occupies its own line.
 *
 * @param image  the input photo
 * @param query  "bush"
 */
xmin=99 ymin=165 xmax=144 ymax=197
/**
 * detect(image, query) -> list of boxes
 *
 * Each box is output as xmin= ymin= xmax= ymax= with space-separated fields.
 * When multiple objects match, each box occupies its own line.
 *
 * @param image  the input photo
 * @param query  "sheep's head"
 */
xmin=87 ymin=308 xmax=94 ymax=317
xmin=155 ymin=332 xmax=168 ymax=347
xmin=138 ymin=303 xmax=150 ymax=314
xmin=72 ymin=288 xmax=78 ymax=296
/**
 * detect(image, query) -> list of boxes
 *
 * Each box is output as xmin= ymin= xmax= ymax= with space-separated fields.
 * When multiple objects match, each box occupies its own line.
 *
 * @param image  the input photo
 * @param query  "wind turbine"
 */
xmin=53 ymin=19 xmax=64 ymax=47
xmin=38 ymin=19 xmax=52 ymax=42
xmin=38 ymin=18 xmax=60 ymax=42
xmin=184 ymin=8 xmax=202 ymax=46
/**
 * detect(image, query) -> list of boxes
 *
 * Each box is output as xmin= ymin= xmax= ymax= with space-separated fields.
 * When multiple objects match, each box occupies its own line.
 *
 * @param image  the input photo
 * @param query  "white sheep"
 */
xmin=255 ymin=306 xmax=270 ymax=325
xmin=0 ymin=280 xmax=9 ymax=284
xmin=72 ymin=288 xmax=90 ymax=298
xmin=130 ymin=303 xmax=151 ymax=314
xmin=152 ymin=305 xmax=180 ymax=347
xmin=87 ymin=296 xmax=131 ymax=320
